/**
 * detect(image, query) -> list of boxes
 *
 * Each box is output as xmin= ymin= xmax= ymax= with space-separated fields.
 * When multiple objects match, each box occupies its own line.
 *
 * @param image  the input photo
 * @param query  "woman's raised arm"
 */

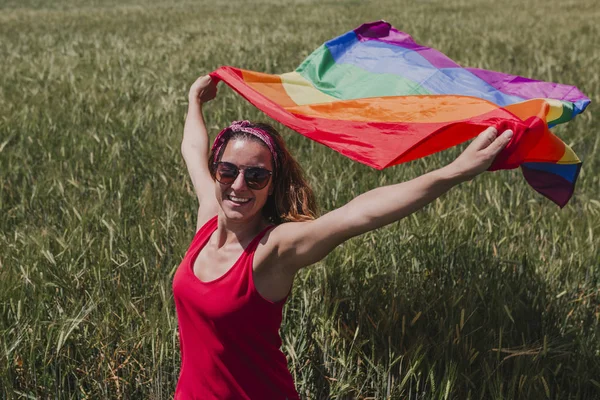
xmin=266 ymin=127 xmax=514 ymax=274
xmin=181 ymin=76 xmax=219 ymax=221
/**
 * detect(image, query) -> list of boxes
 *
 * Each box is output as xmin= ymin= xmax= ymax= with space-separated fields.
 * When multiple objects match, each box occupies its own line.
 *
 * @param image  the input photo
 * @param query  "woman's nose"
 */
xmin=230 ymin=171 xmax=248 ymax=191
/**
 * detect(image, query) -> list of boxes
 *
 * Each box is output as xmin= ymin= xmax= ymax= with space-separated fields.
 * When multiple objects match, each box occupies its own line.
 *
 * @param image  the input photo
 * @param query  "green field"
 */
xmin=1 ymin=0 xmax=599 ymax=398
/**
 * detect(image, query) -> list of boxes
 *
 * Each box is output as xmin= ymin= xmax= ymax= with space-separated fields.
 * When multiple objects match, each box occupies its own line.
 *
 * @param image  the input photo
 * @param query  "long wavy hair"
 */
xmin=208 ymin=122 xmax=318 ymax=224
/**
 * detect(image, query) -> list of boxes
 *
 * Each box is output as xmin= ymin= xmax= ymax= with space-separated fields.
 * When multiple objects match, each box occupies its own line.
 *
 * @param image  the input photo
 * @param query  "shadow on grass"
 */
xmin=296 ymin=233 xmax=600 ymax=399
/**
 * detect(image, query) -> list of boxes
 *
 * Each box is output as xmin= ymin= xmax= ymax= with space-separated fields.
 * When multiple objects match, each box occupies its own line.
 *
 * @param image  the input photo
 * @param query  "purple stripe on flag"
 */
xmin=354 ymin=21 xmax=460 ymax=69
xmin=465 ymin=67 xmax=590 ymax=106
xmin=521 ymin=163 xmax=581 ymax=208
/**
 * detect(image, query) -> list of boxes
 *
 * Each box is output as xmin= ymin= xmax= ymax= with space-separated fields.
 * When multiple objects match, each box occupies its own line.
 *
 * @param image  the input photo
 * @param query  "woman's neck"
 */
xmin=214 ymin=211 xmax=269 ymax=249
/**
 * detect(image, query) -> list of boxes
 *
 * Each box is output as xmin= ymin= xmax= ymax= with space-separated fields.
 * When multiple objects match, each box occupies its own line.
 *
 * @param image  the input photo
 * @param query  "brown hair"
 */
xmin=208 ymin=122 xmax=318 ymax=224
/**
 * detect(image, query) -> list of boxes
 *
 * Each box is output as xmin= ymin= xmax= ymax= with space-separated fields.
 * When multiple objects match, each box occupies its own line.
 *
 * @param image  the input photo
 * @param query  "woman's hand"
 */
xmin=447 ymin=126 xmax=513 ymax=182
xmin=188 ymin=75 xmax=217 ymax=105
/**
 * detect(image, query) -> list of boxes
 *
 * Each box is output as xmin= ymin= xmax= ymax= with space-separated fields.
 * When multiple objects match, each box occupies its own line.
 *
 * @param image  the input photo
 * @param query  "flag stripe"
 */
xmin=285 ymin=95 xmax=500 ymax=123
xmin=465 ymin=67 xmax=591 ymax=109
xmin=522 ymin=162 xmax=580 ymax=183
xmin=279 ymin=72 xmax=337 ymax=105
xmin=241 ymin=70 xmax=297 ymax=108
xmin=521 ymin=163 xmax=581 ymax=208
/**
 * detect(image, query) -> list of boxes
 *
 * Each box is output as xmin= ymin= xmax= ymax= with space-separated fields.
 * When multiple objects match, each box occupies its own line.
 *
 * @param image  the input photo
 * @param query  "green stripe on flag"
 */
xmin=296 ymin=44 xmax=431 ymax=100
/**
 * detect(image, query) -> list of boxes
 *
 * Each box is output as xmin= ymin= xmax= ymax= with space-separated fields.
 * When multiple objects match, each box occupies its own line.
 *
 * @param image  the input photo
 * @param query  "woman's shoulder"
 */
xmin=258 ymin=219 xmax=312 ymax=251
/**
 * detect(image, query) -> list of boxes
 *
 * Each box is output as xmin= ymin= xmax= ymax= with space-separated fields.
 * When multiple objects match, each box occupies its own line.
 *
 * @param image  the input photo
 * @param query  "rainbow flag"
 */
xmin=210 ymin=21 xmax=590 ymax=207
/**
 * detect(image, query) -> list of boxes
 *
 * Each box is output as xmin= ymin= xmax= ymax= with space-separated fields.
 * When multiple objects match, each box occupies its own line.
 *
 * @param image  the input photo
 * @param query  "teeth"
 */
xmin=228 ymin=195 xmax=250 ymax=203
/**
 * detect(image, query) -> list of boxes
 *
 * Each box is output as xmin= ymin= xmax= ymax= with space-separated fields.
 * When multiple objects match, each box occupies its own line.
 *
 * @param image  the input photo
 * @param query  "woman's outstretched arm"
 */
xmin=267 ymin=127 xmax=514 ymax=273
xmin=181 ymin=76 xmax=219 ymax=223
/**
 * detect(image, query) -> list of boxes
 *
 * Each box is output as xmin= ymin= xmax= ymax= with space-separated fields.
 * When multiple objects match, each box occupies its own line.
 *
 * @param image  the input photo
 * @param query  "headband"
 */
xmin=211 ymin=120 xmax=278 ymax=169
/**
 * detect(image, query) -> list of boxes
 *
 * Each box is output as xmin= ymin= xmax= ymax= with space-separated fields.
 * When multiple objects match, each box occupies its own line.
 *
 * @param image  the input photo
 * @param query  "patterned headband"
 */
xmin=211 ymin=120 xmax=278 ymax=169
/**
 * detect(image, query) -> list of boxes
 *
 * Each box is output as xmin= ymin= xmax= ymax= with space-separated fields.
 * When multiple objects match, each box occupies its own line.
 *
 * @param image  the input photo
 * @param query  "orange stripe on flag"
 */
xmin=503 ymin=99 xmax=548 ymax=121
xmin=240 ymin=70 xmax=297 ymax=109
xmin=285 ymin=95 xmax=499 ymax=123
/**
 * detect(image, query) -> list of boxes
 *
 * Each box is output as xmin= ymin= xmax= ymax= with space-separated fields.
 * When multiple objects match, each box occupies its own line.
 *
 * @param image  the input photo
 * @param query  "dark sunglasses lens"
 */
xmin=215 ymin=163 xmax=238 ymax=184
xmin=245 ymin=168 xmax=271 ymax=189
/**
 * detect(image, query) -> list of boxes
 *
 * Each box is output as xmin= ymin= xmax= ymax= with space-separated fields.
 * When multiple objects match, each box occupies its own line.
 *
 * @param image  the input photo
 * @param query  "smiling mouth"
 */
xmin=227 ymin=195 xmax=252 ymax=204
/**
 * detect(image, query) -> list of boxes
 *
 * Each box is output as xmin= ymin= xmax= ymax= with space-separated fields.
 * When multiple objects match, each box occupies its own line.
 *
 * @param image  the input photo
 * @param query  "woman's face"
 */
xmin=214 ymin=138 xmax=274 ymax=224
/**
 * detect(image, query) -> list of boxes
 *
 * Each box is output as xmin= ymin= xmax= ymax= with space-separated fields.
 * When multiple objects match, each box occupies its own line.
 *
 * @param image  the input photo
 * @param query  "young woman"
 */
xmin=172 ymin=75 xmax=513 ymax=399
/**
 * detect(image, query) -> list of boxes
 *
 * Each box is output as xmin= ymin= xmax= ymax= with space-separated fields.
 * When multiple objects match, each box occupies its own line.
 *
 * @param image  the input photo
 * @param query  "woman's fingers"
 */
xmin=470 ymin=127 xmax=498 ymax=151
xmin=190 ymin=75 xmax=213 ymax=94
xmin=193 ymin=75 xmax=212 ymax=88
xmin=469 ymin=126 xmax=513 ymax=155
xmin=198 ymin=75 xmax=212 ymax=87
xmin=485 ymin=130 xmax=513 ymax=156
xmin=190 ymin=75 xmax=218 ymax=104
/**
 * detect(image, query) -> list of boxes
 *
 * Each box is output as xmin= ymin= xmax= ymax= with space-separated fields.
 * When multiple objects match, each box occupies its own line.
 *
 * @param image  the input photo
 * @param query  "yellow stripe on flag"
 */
xmin=279 ymin=72 xmax=338 ymax=106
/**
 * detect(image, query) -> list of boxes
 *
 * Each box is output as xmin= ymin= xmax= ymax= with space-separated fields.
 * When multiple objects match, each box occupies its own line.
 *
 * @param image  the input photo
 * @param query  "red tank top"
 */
xmin=172 ymin=216 xmax=299 ymax=400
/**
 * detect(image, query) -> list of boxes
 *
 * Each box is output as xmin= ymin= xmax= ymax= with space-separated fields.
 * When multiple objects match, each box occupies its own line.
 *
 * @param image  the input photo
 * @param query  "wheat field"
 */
xmin=1 ymin=0 xmax=599 ymax=398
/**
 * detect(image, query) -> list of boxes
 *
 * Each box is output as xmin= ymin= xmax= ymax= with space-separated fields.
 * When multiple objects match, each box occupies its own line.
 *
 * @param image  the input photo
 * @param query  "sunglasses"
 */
xmin=213 ymin=161 xmax=273 ymax=190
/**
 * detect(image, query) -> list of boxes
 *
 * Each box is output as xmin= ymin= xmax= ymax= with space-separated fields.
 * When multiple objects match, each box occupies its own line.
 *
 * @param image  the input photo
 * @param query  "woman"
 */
xmin=173 ymin=75 xmax=513 ymax=399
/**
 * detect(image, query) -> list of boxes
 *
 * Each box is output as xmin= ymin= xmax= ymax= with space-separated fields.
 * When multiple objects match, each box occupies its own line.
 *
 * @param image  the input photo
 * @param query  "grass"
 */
xmin=0 ymin=0 xmax=599 ymax=398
